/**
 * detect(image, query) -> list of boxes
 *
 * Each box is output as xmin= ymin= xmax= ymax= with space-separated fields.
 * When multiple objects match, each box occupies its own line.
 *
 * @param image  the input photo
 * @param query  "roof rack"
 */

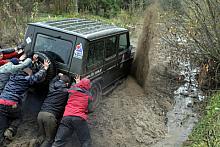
xmin=29 ymin=18 xmax=128 ymax=40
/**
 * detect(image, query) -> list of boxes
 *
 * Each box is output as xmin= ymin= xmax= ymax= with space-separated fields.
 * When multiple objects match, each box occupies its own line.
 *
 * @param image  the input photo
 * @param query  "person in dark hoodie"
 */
xmin=36 ymin=73 xmax=70 ymax=147
xmin=52 ymin=76 xmax=94 ymax=147
xmin=0 ymin=60 xmax=50 ymax=145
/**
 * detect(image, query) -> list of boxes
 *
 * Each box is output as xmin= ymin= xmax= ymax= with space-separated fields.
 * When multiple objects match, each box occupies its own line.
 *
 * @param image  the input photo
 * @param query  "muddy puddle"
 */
xmin=152 ymin=61 xmax=205 ymax=147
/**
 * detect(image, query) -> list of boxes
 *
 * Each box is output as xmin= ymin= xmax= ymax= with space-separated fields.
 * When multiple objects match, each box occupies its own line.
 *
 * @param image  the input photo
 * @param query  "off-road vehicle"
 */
xmin=23 ymin=18 xmax=134 ymax=108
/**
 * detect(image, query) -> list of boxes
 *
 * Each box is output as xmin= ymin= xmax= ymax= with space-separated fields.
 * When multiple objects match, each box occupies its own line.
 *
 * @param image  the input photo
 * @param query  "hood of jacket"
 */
xmin=76 ymin=78 xmax=91 ymax=90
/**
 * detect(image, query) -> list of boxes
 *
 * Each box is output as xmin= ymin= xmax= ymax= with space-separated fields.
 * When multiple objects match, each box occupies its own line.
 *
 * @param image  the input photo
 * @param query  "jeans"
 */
xmin=37 ymin=111 xmax=58 ymax=147
xmin=52 ymin=116 xmax=91 ymax=147
xmin=0 ymin=104 xmax=22 ymax=145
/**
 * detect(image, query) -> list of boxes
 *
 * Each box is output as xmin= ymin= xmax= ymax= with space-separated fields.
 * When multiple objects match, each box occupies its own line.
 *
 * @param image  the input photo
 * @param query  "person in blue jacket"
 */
xmin=0 ymin=60 xmax=50 ymax=145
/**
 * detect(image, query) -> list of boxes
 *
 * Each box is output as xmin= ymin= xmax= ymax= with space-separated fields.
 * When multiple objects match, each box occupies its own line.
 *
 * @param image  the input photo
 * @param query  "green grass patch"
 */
xmin=184 ymin=93 xmax=220 ymax=147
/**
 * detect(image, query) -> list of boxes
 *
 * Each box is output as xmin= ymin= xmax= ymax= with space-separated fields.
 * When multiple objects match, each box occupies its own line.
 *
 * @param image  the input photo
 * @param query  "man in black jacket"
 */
xmin=0 ymin=60 xmax=50 ymax=145
xmin=37 ymin=73 xmax=70 ymax=147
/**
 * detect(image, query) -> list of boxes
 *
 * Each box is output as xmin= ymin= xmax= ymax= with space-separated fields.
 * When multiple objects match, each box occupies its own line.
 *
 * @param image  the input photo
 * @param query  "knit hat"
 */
xmin=77 ymin=78 xmax=91 ymax=90
xmin=10 ymin=58 xmax=19 ymax=65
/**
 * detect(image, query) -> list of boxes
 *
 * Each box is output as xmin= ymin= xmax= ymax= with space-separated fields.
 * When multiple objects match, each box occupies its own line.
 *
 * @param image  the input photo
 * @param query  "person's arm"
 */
xmin=11 ymin=58 xmax=32 ymax=71
xmin=0 ymin=60 xmax=9 ymax=66
xmin=0 ymin=48 xmax=15 ymax=54
xmin=3 ymin=51 xmax=18 ymax=59
xmin=27 ymin=60 xmax=50 ymax=85
xmin=27 ymin=69 xmax=47 ymax=85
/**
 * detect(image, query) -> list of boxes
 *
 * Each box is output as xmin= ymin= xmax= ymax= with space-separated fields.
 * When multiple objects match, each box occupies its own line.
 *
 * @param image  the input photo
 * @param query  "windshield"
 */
xmin=34 ymin=34 xmax=72 ymax=64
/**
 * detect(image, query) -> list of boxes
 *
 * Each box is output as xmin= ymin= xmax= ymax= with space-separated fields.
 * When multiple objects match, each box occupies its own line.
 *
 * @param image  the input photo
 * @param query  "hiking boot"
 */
xmin=4 ymin=127 xmax=15 ymax=141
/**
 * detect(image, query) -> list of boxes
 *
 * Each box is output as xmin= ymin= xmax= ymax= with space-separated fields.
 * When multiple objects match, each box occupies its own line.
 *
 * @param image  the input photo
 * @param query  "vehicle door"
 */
xmin=117 ymin=32 xmax=131 ymax=77
xmin=102 ymin=36 xmax=118 ymax=88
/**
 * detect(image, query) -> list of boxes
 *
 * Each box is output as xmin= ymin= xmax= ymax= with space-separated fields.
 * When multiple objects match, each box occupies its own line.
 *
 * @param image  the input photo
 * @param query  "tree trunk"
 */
xmin=45 ymin=0 xmax=50 ymax=12
xmin=132 ymin=0 xmax=135 ymax=12
xmin=74 ymin=0 xmax=78 ymax=13
xmin=140 ymin=0 xmax=144 ymax=11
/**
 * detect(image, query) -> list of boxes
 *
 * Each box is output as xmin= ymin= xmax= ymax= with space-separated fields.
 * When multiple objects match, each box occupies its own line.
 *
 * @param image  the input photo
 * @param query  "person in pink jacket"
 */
xmin=52 ymin=76 xmax=94 ymax=147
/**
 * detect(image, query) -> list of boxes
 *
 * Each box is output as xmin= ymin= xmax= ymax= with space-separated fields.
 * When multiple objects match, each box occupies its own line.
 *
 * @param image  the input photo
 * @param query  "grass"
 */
xmin=183 ymin=92 xmax=220 ymax=147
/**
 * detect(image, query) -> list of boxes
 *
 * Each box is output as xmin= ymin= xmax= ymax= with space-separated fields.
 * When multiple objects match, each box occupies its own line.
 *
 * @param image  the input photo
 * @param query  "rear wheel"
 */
xmin=34 ymin=51 xmax=57 ymax=82
xmin=32 ymin=51 xmax=57 ymax=94
xmin=90 ymin=82 xmax=102 ymax=110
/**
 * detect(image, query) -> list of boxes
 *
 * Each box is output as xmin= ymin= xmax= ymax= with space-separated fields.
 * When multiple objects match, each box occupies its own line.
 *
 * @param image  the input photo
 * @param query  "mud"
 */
xmin=152 ymin=61 xmax=204 ymax=147
xmin=132 ymin=4 xmax=157 ymax=88
xmin=90 ymin=77 xmax=167 ymax=147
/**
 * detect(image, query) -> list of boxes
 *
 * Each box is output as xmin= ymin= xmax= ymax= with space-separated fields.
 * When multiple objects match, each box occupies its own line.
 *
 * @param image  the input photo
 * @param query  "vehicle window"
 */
xmin=105 ymin=36 xmax=116 ymax=58
xmin=119 ymin=34 xmax=128 ymax=52
xmin=34 ymin=34 xmax=72 ymax=64
xmin=87 ymin=41 xmax=104 ymax=69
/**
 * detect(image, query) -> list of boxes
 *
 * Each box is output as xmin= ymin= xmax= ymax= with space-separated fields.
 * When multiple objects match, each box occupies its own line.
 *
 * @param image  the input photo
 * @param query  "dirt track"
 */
xmin=91 ymin=76 xmax=167 ymax=147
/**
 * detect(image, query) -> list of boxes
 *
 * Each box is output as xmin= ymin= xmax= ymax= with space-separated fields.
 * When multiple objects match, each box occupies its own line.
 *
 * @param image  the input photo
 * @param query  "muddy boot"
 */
xmin=3 ymin=127 xmax=16 ymax=141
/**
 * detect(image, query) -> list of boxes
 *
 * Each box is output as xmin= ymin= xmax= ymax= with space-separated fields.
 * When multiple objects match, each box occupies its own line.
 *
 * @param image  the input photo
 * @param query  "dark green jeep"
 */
xmin=23 ymin=18 xmax=134 ymax=108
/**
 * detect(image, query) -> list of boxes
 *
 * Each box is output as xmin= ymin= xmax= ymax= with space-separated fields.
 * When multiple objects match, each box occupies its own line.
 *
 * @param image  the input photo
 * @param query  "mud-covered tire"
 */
xmin=34 ymin=51 xmax=57 ymax=82
xmin=90 ymin=82 xmax=102 ymax=110
xmin=32 ymin=52 xmax=57 ymax=94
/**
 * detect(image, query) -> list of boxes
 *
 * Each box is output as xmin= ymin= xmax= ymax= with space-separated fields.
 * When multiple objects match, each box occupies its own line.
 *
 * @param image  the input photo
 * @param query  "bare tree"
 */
xmin=161 ymin=0 xmax=220 ymax=89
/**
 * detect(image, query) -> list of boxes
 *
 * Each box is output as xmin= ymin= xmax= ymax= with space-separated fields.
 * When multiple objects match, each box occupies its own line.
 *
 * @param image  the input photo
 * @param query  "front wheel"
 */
xmin=90 ymin=82 xmax=102 ymax=110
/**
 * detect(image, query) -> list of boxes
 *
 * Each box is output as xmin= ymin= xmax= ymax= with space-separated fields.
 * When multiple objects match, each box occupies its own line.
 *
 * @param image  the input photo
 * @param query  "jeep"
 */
xmin=23 ymin=18 xmax=134 ymax=108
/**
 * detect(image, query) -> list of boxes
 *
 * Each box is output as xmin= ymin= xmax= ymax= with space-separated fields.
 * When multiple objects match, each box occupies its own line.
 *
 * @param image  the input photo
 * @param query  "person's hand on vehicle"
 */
xmin=19 ymin=54 xmax=27 ymax=61
xmin=58 ymin=73 xmax=63 ymax=77
xmin=43 ymin=59 xmax=50 ymax=70
xmin=74 ymin=74 xmax=80 ymax=83
xmin=14 ymin=46 xmax=18 ymax=51
xmin=17 ymin=49 xmax=24 ymax=54
xmin=32 ymin=54 xmax=39 ymax=63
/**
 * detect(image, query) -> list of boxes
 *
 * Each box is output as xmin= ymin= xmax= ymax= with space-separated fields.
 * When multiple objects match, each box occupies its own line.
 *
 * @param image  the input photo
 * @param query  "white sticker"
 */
xmin=73 ymin=43 xmax=83 ymax=59
xmin=26 ymin=37 xmax=32 ymax=44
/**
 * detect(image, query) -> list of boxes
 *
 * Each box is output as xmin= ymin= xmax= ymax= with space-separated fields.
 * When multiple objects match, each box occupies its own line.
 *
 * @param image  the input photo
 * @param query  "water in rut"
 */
xmin=152 ymin=61 xmax=205 ymax=147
